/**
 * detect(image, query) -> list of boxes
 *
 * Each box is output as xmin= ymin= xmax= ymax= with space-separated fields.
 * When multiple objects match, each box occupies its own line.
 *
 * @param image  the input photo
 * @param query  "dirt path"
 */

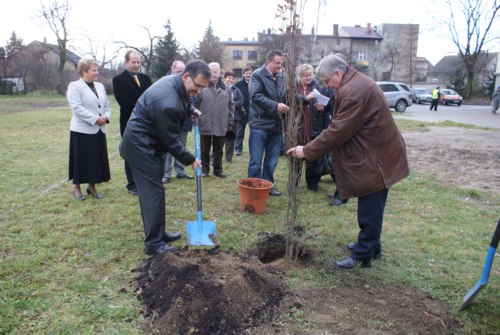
xmin=403 ymin=127 xmax=500 ymax=196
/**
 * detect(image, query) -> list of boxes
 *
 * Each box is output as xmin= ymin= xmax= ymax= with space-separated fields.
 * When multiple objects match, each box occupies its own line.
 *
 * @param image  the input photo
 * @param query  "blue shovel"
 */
xmin=186 ymin=115 xmax=216 ymax=246
xmin=460 ymin=218 xmax=500 ymax=310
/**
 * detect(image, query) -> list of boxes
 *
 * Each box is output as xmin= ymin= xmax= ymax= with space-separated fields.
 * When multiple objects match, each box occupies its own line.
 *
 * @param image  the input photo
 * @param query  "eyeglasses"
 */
xmin=189 ymin=74 xmax=207 ymax=89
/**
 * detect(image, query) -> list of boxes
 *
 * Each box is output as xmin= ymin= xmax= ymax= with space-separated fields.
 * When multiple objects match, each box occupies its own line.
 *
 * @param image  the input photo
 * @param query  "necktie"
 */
xmin=133 ymin=74 xmax=140 ymax=87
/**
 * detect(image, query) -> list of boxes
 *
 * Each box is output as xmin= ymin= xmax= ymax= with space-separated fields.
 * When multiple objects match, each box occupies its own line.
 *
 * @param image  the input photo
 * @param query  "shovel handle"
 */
xmin=193 ymin=115 xmax=202 ymax=212
xmin=490 ymin=219 xmax=500 ymax=249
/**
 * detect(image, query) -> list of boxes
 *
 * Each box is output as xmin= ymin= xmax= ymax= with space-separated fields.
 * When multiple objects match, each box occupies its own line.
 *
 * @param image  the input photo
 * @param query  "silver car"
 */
xmin=412 ymin=88 xmax=432 ymax=104
xmin=376 ymin=81 xmax=413 ymax=112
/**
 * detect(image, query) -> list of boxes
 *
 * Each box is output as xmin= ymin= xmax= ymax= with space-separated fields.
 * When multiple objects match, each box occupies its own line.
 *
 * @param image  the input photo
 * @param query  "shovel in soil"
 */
xmin=186 ymin=116 xmax=216 ymax=246
xmin=460 ymin=218 xmax=499 ymax=310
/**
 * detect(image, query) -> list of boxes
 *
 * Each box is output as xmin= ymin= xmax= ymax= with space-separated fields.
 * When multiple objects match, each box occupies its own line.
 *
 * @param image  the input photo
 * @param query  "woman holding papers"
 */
xmin=295 ymin=63 xmax=334 ymax=191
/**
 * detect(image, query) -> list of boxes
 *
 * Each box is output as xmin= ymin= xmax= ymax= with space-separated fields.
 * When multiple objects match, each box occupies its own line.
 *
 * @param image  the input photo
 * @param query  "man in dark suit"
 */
xmin=234 ymin=67 xmax=252 ymax=156
xmin=119 ymin=60 xmax=210 ymax=256
xmin=113 ymin=50 xmax=152 ymax=195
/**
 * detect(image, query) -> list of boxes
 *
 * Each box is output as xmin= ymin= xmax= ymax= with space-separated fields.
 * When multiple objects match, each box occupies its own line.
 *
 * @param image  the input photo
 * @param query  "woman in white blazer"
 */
xmin=67 ymin=57 xmax=111 ymax=200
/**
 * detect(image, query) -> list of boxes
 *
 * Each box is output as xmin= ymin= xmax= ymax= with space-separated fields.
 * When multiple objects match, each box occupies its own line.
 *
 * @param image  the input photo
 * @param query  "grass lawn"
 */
xmin=0 ymin=94 xmax=498 ymax=334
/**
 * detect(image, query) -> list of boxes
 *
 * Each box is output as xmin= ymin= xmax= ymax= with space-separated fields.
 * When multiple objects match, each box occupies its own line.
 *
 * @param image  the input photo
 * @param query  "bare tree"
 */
xmin=39 ymin=0 xmax=71 ymax=94
xmin=381 ymin=43 xmax=400 ymax=81
xmin=274 ymin=0 xmax=310 ymax=262
xmin=447 ymin=0 xmax=500 ymax=98
xmin=115 ymin=25 xmax=159 ymax=76
xmin=83 ymin=35 xmax=118 ymax=69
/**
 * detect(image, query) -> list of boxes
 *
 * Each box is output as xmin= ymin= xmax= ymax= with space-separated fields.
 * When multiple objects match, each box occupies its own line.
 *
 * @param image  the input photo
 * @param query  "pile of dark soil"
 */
xmin=135 ymin=248 xmax=285 ymax=335
xmin=134 ymin=233 xmax=462 ymax=334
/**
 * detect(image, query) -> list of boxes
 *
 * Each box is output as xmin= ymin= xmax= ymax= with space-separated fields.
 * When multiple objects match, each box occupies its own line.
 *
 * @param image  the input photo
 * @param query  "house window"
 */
xmin=357 ymin=51 xmax=367 ymax=62
xmin=233 ymin=50 xmax=243 ymax=60
xmin=248 ymin=50 xmax=257 ymax=60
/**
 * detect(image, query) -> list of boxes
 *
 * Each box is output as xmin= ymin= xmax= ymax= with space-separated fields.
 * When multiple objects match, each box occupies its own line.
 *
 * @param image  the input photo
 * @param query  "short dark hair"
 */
xmin=184 ymin=60 xmax=211 ymax=80
xmin=243 ymin=66 xmax=253 ymax=72
xmin=224 ymin=71 xmax=235 ymax=78
xmin=266 ymin=50 xmax=283 ymax=62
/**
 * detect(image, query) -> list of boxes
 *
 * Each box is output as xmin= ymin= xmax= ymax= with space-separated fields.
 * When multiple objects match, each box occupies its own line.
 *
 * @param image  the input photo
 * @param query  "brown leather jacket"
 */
xmin=303 ymin=69 xmax=409 ymax=199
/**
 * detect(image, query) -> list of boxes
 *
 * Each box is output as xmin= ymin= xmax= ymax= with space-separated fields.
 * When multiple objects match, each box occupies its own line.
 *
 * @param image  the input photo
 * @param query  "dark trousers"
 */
xmin=124 ymin=161 xmax=136 ymax=191
xmin=121 ymin=127 xmax=136 ymax=192
xmin=235 ymin=121 xmax=247 ymax=153
xmin=201 ymin=135 xmax=225 ymax=175
xmin=224 ymin=119 xmax=239 ymax=162
xmin=430 ymin=99 xmax=439 ymax=111
xmin=305 ymin=160 xmax=321 ymax=189
xmin=352 ymin=188 xmax=389 ymax=261
xmin=129 ymin=164 xmax=166 ymax=253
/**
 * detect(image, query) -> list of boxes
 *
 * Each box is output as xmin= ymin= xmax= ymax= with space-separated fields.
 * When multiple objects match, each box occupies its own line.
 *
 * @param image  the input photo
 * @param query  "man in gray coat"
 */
xmin=119 ymin=60 xmax=210 ymax=256
xmin=194 ymin=62 xmax=234 ymax=178
xmin=288 ymin=54 xmax=409 ymax=269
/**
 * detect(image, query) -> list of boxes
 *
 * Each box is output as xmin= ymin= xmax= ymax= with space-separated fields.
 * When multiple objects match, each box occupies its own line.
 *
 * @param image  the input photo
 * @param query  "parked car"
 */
xmin=439 ymin=89 xmax=463 ymax=106
xmin=412 ymin=88 xmax=432 ymax=104
xmin=376 ymin=81 xmax=413 ymax=112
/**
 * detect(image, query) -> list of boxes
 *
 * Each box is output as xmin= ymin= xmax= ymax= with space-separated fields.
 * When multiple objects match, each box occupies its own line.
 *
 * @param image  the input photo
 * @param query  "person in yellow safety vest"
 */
xmin=430 ymin=86 xmax=440 ymax=111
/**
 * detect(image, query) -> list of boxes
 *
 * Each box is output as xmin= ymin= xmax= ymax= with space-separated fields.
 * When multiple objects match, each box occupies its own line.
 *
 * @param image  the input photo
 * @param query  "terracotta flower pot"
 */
xmin=236 ymin=178 xmax=273 ymax=214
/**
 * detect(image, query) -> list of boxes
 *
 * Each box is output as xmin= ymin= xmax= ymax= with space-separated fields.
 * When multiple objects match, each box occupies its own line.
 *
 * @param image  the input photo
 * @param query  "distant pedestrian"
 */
xmin=491 ymin=86 xmax=500 ymax=115
xmin=430 ymin=86 xmax=440 ymax=111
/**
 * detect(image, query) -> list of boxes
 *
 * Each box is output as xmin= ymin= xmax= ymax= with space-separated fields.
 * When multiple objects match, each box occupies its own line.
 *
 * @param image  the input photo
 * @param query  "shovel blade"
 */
xmin=460 ymin=245 xmax=496 ymax=310
xmin=186 ymin=220 xmax=216 ymax=246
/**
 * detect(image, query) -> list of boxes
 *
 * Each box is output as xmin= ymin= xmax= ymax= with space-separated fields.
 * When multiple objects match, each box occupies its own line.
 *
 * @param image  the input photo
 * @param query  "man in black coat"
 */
xmin=234 ymin=67 xmax=252 ymax=156
xmin=113 ymin=50 xmax=152 ymax=195
xmin=119 ymin=60 xmax=210 ymax=256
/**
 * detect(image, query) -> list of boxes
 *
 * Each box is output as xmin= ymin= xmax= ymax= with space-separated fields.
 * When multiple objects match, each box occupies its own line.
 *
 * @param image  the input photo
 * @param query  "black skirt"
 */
xmin=69 ymin=130 xmax=111 ymax=184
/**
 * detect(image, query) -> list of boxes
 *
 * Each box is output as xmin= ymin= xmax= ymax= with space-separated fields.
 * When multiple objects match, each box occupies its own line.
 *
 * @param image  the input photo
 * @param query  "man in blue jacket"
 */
xmin=247 ymin=50 xmax=289 ymax=196
xmin=119 ymin=60 xmax=209 ymax=256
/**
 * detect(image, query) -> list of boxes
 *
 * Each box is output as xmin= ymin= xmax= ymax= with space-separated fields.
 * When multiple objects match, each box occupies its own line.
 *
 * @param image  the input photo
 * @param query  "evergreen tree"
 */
xmin=5 ymin=31 xmax=24 ymax=56
xmin=2 ymin=31 xmax=25 ymax=78
xmin=151 ymin=19 xmax=180 ymax=80
xmin=197 ymin=21 xmax=224 ymax=64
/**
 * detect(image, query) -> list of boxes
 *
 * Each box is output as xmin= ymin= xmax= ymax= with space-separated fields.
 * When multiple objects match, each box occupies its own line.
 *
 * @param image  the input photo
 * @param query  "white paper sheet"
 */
xmin=312 ymin=88 xmax=330 ymax=106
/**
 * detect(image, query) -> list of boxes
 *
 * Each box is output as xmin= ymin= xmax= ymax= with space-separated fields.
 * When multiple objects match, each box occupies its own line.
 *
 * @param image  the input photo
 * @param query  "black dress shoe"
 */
xmin=145 ymin=244 xmax=179 ymax=256
xmin=334 ymin=256 xmax=371 ymax=269
xmin=269 ymin=188 xmax=281 ymax=196
xmin=176 ymin=174 xmax=194 ymax=180
xmin=163 ymin=231 xmax=181 ymax=243
xmin=307 ymin=184 xmax=318 ymax=192
xmin=86 ymin=188 xmax=103 ymax=199
xmin=128 ymin=189 xmax=139 ymax=196
xmin=214 ymin=172 xmax=227 ymax=178
xmin=330 ymin=196 xmax=348 ymax=206
xmin=346 ymin=242 xmax=382 ymax=260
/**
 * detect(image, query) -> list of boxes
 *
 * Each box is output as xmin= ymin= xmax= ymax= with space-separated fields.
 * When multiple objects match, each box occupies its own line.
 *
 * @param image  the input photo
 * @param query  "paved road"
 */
xmin=392 ymin=102 xmax=500 ymax=129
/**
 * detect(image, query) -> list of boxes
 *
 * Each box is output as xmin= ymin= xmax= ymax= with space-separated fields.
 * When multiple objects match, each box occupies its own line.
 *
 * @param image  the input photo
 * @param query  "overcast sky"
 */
xmin=2 ymin=0 xmax=499 ymax=65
